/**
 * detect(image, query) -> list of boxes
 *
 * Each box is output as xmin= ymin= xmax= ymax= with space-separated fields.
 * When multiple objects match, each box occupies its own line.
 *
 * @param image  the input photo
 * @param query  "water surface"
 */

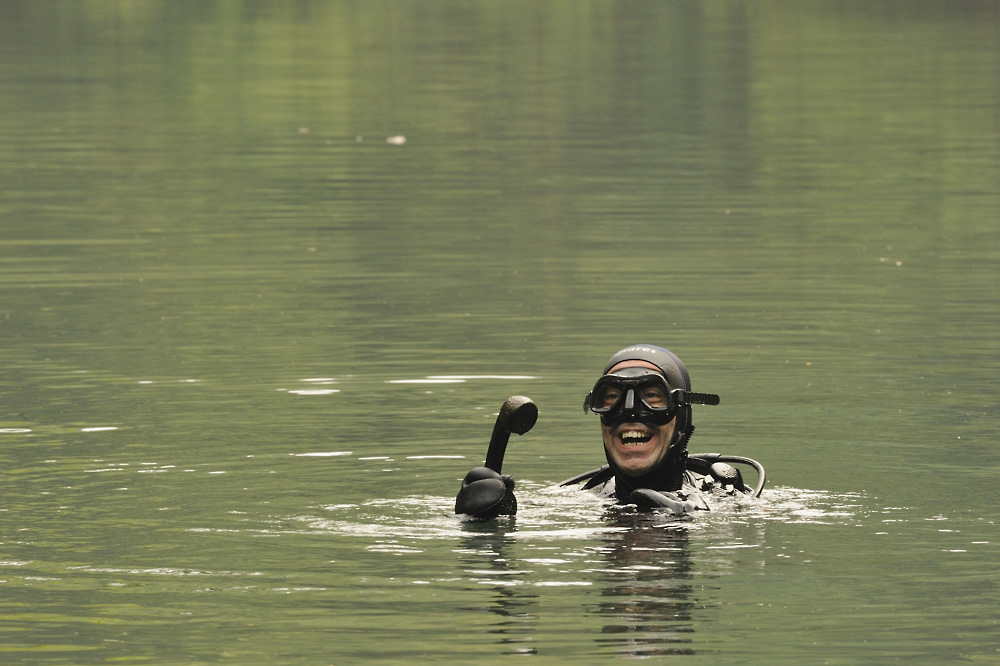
xmin=1 ymin=2 xmax=998 ymax=663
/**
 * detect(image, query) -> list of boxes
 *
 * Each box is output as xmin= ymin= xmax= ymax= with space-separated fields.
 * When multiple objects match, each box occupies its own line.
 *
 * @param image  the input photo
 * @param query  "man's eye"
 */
xmin=642 ymin=388 xmax=667 ymax=407
xmin=600 ymin=389 xmax=621 ymax=407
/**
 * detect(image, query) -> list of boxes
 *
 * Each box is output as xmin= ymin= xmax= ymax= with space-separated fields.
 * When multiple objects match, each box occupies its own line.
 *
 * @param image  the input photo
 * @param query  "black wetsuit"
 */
xmin=558 ymin=453 xmax=755 ymax=515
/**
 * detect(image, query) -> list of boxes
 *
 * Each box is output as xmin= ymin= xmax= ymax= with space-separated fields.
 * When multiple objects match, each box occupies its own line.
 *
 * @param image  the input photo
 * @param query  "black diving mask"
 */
xmin=583 ymin=367 xmax=720 ymax=427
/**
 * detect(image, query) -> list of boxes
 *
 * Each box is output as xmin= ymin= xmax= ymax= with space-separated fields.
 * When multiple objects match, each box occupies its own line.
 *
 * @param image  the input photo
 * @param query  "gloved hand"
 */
xmin=455 ymin=466 xmax=517 ymax=519
xmin=628 ymin=488 xmax=709 ymax=515
xmin=709 ymin=462 xmax=747 ymax=493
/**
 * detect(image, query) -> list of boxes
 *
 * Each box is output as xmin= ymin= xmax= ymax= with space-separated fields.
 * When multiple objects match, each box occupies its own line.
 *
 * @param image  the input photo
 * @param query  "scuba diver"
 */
xmin=455 ymin=344 xmax=765 ymax=519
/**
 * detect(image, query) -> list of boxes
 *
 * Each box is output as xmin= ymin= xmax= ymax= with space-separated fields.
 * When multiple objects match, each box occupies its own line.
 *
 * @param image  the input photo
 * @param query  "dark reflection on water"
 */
xmin=590 ymin=519 xmax=697 ymax=657
xmin=454 ymin=503 xmax=703 ymax=658
xmin=456 ymin=525 xmax=540 ymax=656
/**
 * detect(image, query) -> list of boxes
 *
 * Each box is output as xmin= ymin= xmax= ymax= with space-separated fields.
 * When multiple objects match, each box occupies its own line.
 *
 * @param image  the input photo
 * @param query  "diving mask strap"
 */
xmin=672 ymin=390 xmax=720 ymax=406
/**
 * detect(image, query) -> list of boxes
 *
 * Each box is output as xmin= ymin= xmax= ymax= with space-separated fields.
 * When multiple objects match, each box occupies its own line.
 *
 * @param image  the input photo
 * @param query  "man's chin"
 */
xmin=618 ymin=461 xmax=653 ymax=476
xmin=607 ymin=447 xmax=660 ymax=476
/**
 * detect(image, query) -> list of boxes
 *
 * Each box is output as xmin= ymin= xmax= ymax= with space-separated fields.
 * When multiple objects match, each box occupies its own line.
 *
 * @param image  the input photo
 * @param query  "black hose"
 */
xmin=484 ymin=396 xmax=537 ymax=473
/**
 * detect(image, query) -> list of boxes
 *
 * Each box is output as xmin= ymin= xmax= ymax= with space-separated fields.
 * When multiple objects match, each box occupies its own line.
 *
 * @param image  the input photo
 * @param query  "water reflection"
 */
xmin=456 ymin=524 xmax=540 ymax=656
xmin=456 ymin=510 xmax=701 ymax=657
xmin=589 ymin=516 xmax=697 ymax=657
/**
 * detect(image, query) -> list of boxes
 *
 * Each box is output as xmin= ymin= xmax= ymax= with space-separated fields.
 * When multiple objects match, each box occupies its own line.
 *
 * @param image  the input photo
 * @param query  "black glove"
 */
xmin=709 ymin=462 xmax=747 ymax=493
xmin=455 ymin=466 xmax=517 ymax=519
xmin=627 ymin=488 xmax=709 ymax=515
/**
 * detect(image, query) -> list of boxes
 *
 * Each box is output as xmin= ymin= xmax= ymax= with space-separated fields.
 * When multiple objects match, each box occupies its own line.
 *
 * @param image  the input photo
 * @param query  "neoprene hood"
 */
xmin=602 ymin=344 xmax=692 ymax=393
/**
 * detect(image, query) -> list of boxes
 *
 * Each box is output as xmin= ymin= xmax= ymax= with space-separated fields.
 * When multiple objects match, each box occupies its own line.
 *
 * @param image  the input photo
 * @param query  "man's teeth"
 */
xmin=619 ymin=430 xmax=652 ymax=445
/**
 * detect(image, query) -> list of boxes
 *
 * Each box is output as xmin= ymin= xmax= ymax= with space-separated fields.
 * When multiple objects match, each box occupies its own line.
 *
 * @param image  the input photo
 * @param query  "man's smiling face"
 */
xmin=599 ymin=360 xmax=677 ymax=477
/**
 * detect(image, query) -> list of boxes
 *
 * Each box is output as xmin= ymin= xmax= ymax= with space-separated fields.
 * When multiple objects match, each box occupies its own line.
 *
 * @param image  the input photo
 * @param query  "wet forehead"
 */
xmin=606 ymin=359 xmax=663 ymax=375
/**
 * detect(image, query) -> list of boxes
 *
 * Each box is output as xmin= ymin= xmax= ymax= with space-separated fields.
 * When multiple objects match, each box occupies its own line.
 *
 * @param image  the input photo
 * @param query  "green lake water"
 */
xmin=1 ymin=1 xmax=998 ymax=663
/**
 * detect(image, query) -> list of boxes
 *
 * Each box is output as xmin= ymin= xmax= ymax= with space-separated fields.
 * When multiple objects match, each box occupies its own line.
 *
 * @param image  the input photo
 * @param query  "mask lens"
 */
xmin=593 ymin=384 xmax=622 ymax=411
xmin=638 ymin=383 xmax=668 ymax=409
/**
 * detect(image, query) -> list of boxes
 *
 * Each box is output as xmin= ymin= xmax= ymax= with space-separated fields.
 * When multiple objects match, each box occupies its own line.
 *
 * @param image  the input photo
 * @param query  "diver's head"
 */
xmin=583 ymin=345 xmax=719 ymax=479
